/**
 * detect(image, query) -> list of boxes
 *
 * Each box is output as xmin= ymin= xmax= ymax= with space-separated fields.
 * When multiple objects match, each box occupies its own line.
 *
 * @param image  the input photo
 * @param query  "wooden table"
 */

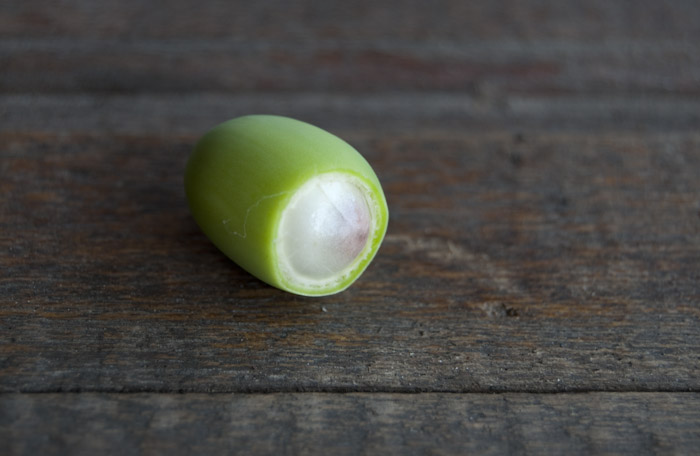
xmin=2 ymin=1 xmax=699 ymax=453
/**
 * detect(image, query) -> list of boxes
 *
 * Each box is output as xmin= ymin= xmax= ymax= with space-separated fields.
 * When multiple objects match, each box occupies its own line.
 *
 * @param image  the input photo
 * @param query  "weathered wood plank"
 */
xmin=3 ymin=0 xmax=699 ymax=95
xmin=2 ymin=93 xmax=700 ymax=135
xmin=1 ymin=132 xmax=698 ymax=393
xmin=2 ymin=392 xmax=699 ymax=455
xmin=2 ymin=0 xmax=699 ymax=41
xmin=2 ymin=38 xmax=699 ymax=94
xmin=0 ymin=39 xmax=700 ymax=97
xmin=3 ymin=3 xmax=695 ymax=114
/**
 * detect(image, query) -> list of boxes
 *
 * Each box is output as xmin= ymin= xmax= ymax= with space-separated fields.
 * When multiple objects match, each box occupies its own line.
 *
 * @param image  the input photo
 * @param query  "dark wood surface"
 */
xmin=3 ymin=393 xmax=699 ymax=455
xmin=2 ymin=0 xmax=699 ymax=454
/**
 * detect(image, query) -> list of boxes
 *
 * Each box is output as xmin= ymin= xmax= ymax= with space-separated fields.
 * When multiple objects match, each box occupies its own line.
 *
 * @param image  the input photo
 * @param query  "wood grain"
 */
xmin=2 ymin=0 xmax=700 ymax=452
xmin=2 ymin=131 xmax=698 ymax=393
xmin=3 ymin=94 xmax=700 ymax=136
xmin=2 ymin=39 xmax=699 ymax=95
xmin=2 ymin=392 xmax=700 ymax=455
xmin=3 ymin=0 xmax=699 ymax=41
xmin=2 ymin=1 xmax=699 ymax=95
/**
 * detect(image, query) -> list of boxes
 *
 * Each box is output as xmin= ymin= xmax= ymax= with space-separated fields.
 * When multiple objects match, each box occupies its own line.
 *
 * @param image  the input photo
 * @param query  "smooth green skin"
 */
xmin=185 ymin=115 xmax=389 ymax=296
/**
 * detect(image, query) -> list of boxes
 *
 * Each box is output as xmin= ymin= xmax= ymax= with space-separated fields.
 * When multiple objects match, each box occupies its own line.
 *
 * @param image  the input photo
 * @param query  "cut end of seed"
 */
xmin=277 ymin=173 xmax=372 ymax=289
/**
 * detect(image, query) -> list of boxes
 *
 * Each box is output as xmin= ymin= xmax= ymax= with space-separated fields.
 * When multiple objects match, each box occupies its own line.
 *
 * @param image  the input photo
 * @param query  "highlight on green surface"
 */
xmin=185 ymin=115 xmax=389 ymax=297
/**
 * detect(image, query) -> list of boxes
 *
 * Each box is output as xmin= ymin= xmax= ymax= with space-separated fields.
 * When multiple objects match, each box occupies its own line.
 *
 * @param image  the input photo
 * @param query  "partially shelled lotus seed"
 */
xmin=185 ymin=115 xmax=389 ymax=296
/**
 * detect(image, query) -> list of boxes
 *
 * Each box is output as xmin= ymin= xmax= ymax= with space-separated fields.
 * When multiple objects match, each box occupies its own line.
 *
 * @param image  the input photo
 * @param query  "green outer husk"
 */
xmin=185 ymin=115 xmax=389 ymax=296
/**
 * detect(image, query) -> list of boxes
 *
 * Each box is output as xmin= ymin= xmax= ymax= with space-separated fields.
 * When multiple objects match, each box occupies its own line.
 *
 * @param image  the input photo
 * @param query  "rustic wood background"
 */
xmin=1 ymin=0 xmax=699 ymax=454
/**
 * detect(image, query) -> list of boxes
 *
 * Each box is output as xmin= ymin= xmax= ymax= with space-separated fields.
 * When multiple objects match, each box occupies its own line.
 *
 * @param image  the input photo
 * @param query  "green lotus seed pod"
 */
xmin=185 ymin=115 xmax=389 ymax=297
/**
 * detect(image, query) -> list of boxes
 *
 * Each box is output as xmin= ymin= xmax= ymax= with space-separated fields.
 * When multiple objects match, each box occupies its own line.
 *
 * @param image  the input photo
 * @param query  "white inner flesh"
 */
xmin=277 ymin=174 xmax=371 ymax=287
